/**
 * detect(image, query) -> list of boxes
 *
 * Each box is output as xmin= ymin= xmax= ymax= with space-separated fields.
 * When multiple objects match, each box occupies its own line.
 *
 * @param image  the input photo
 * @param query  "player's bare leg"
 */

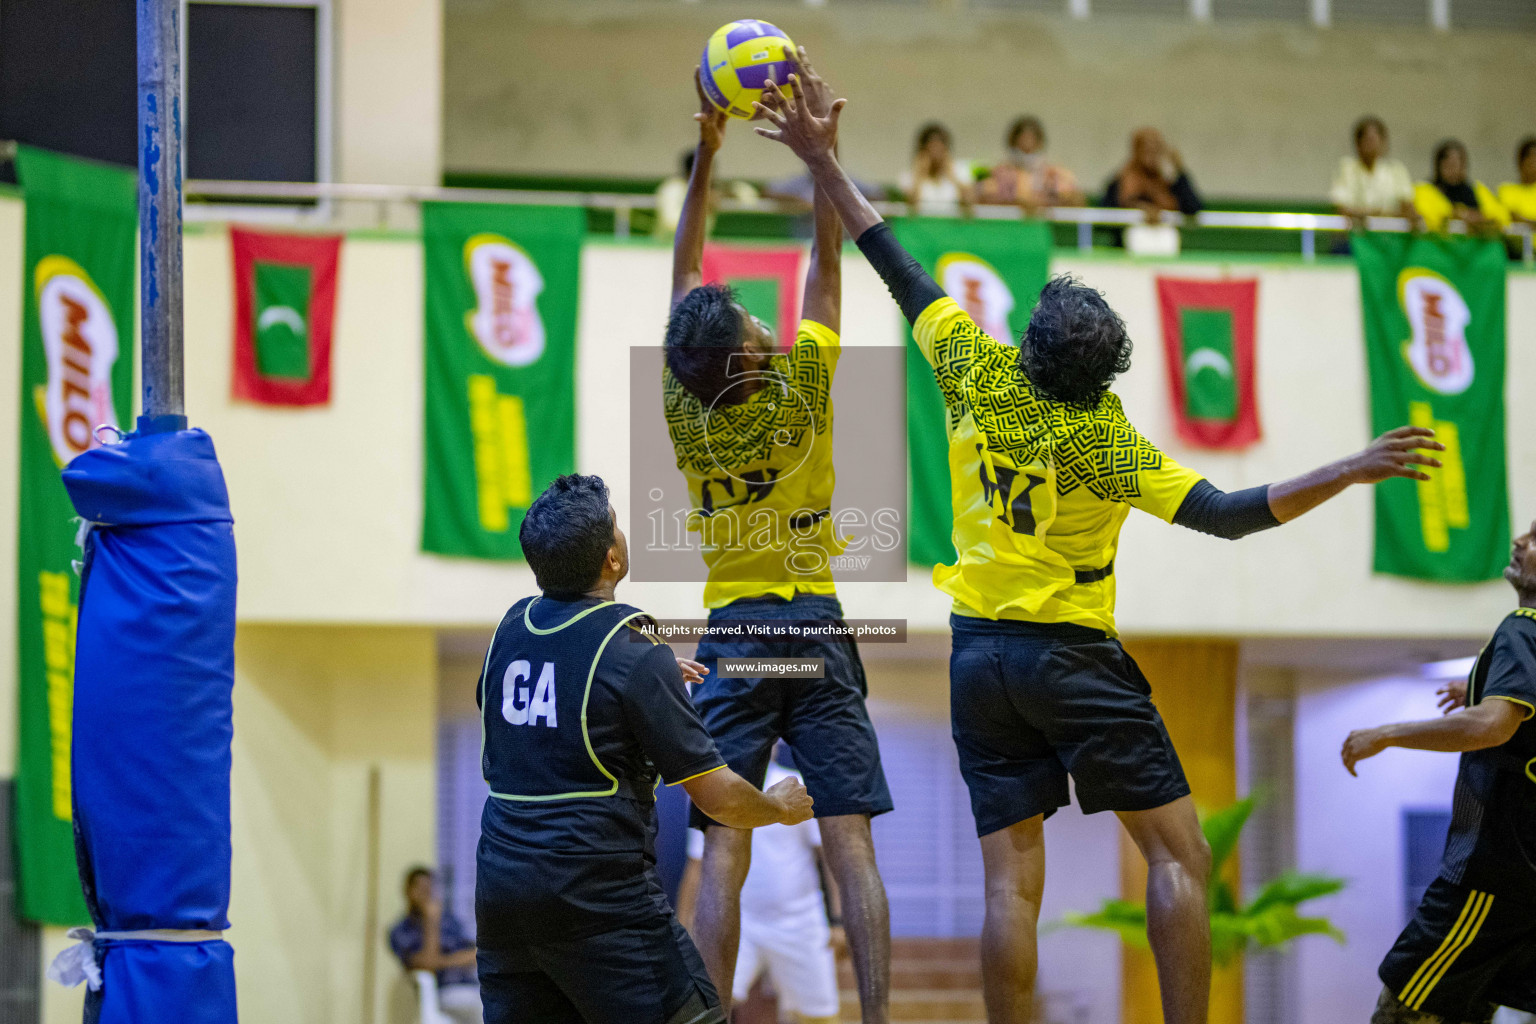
xmin=978 ymin=814 xmax=1047 ymax=1024
xmin=1117 ymin=796 xmax=1213 ymax=1024
xmin=819 ymin=814 xmax=891 ymax=1024
xmin=693 ymin=824 xmax=753 ymax=1012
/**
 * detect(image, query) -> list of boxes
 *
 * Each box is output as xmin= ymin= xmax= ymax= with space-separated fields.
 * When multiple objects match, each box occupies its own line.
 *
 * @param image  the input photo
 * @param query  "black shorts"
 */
xmin=1379 ymin=876 xmax=1536 ymax=1018
xmin=689 ymin=593 xmax=893 ymax=829
xmin=948 ymin=614 xmax=1190 ymax=836
xmin=478 ymin=912 xmax=722 ymax=1024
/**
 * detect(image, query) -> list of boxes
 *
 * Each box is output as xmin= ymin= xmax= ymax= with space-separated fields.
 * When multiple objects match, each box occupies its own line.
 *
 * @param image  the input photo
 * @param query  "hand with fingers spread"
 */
xmin=789 ymin=46 xmax=835 ymax=121
xmin=676 ymin=658 xmax=709 ymax=687
xmin=1344 ymin=426 xmax=1445 ymax=485
xmin=1436 ymin=679 xmax=1468 ymax=714
xmin=693 ymin=68 xmax=728 ymax=154
xmin=752 ymin=67 xmax=845 ymax=165
xmin=1266 ymin=424 xmax=1448 ymax=523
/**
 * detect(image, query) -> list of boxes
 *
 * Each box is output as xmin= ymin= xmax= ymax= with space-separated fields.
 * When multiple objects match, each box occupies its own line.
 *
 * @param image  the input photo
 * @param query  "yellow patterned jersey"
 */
xmin=663 ymin=319 xmax=843 ymax=609
xmin=914 ymin=298 xmax=1203 ymax=635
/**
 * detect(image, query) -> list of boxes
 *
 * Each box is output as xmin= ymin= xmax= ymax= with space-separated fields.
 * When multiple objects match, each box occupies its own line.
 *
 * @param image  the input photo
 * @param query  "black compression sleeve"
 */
xmin=855 ymin=222 xmax=946 ymax=325
xmin=1172 ymin=480 xmax=1280 ymax=540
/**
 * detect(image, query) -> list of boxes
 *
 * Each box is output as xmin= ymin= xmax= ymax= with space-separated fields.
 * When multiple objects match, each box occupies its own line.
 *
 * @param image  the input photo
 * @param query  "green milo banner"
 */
xmin=1355 ymin=232 xmax=1509 ymax=582
xmin=892 ymin=218 xmax=1052 ymax=567
xmin=422 ymin=203 xmax=582 ymax=559
xmin=14 ymin=146 xmax=136 ymax=923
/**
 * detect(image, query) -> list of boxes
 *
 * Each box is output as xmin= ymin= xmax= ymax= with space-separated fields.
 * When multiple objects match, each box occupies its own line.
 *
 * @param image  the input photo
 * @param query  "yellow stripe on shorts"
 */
xmin=1399 ymin=890 xmax=1492 ymax=1010
xmin=1396 ymin=890 xmax=1479 ymax=1007
xmin=1409 ymin=892 xmax=1493 ymax=1010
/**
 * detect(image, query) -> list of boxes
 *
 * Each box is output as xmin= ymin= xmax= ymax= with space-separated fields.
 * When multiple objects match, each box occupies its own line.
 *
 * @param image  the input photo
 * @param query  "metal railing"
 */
xmin=173 ymin=177 xmax=1531 ymax=265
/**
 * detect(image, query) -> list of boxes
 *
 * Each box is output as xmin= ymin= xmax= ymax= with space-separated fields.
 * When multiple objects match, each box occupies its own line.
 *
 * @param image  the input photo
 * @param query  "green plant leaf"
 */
xmin=1201 ymin=795 xmax=1258 ymax=879
xmin=1210 ymin=879 xmax=1239 ymax=916
xmin=1244 ymin=871 xmax=1347 ymax=916
xmin=1059 ymin=901 xmax=1150 ymax=950
xmin=1058 ymin=799 xmax=1348 ymax=964
xmin=1209 ymin=912 xmax=1250 ymax=967
xmin=1242 ymin=903 xmax=1347 ymax=950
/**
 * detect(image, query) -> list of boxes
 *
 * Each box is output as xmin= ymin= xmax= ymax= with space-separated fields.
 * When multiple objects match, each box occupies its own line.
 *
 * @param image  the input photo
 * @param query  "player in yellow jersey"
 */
xmin=754 ymin=72 xmax=1446 ymax=1024
xmin=664 ymin=58 xmax=892 ymax=1024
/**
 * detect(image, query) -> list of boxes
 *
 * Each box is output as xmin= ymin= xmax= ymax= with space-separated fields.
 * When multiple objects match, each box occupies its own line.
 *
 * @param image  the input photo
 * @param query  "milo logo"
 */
xmin=1398 ymin=268 xmax=1474 ymax=395
xmin=937 ymin=252 xmax=1015 ymax=342
xmin=463 ymin=233 xmax=546 ymax=367
xmin=34 ymin=256 xmax=120 ymax=465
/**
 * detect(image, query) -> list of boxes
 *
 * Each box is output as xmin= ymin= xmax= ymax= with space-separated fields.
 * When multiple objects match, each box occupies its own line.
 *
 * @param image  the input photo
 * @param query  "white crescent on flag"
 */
xmin=1185 ymin=347 xmax=1233 ymax=378
xmin=258 ymin=305 xmax=307 ymax=338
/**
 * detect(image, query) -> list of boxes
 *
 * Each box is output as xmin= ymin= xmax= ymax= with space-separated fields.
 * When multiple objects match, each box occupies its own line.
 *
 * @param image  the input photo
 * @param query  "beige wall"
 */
xmin=40 ymin=626 xmax=436 ymax=1024
xmin=226 ymin=625 xmax=435 ymax=1024
xmin=443 ymin=0 xmax=1536 ymax=201
xmin=336 ymin=0 xmax=443 ymax=186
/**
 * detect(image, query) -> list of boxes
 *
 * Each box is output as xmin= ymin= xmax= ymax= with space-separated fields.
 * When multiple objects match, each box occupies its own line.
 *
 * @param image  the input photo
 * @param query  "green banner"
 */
xmin=1355 ymin=232 xmax=1509 ymax=581
xmin=1181 ymin=310 xmax=1237 ymax=419
xmin=422 ymin=204 xmax=582 ymax=559
xmin=14 ymin=147 xmax=136 ymax=923
xmin=253 ymin=262 xmax=313 ymax=379
xmin=892 ymin=218 xmax=1052 ymax=567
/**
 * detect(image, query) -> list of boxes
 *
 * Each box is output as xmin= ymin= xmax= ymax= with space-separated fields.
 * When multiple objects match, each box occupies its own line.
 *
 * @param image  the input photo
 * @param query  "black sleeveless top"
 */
xmin=475 ymin=595 xmax=723 ymax=941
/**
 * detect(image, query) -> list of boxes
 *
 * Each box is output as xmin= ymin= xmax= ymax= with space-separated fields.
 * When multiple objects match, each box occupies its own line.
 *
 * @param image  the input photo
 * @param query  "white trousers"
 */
xmin=732 ymin=910 xmax=839 ymax=1018
xmin=439 ymin=983 xmax=484 ymax=1024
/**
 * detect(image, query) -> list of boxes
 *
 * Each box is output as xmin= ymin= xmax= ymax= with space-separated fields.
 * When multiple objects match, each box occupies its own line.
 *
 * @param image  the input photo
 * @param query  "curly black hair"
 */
xmin=1517 ymin=136 xmax=1536 ymax=166
xmin=1018 ymin=275 xmax=1133 ymax=410
xmin=664 ymin=283 xmax=748 ymax=406
xmin=519 ymin=474 xmax=615 ymax=596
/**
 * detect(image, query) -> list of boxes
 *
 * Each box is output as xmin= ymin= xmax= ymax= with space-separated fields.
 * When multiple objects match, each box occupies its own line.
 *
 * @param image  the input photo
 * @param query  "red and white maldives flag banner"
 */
xmin=702 ymin=244 xmax=804 ymax=351
xmin=1156 ymin=277 xmax=1260 ymax=449
xmin=231 ymin=227 xmax=343 ymax=406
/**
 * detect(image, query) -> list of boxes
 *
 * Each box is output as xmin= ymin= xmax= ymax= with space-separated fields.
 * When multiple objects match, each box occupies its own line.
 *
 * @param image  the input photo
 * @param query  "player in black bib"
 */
xmin=475 ymin=475 xmax=814 ymax=1024
xmin=1343 ymin=517 xmax=1536 ymax=1024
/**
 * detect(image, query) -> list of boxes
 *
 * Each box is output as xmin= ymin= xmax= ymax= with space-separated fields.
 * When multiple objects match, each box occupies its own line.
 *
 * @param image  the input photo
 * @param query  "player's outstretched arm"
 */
xmin=791 ymin=50 xmax=841 ymax=333
xmin=755 ymin=70 xmax=944 ymax=327
xmin=1341 ymin=700 xmax=1524 ymax=776
xmin=671 ymin=71 xmax=728 ymax=310
xmin=1266 ymin=425 xmax=1445 ymax=522
xmin=683 ymin=766 xmax=815 ymax=828
xmin=1170 ymin=426 xmax=1446 ymax=540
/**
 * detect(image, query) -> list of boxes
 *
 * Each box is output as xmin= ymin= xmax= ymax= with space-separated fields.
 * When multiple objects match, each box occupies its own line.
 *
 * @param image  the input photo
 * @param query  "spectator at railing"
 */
xmin=899 ymin=122 xmax=974 ymax=216
xmin=1414 ymin=139 xmax=1508 ymax=235
xmin=1102 ymin=127 xmax=1202 ymax=221
xmin=654 ymin=149 xmax=758 ymax=238
xmin=655 ymin=149 xmax=700 ymax=238
xmin=1330 ymin=116 xmax=1416 ymax=224
xmin=763 ymin=167 xmax=884 ymax=238
xmin=1497 ymin=136 xmax=1536 ymax=225
xmin=977 ymin=115 xmax=1084 ymax=210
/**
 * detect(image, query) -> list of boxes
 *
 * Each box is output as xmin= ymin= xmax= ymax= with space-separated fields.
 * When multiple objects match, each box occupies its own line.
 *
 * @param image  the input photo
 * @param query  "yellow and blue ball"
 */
xmin=699 ymin=20 xmax=797 ymax=120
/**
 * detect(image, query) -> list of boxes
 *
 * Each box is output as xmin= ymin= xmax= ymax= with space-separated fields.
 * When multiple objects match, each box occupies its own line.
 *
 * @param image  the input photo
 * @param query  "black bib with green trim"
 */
xmin=480 ymin=597 xmax=648 ymax=802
